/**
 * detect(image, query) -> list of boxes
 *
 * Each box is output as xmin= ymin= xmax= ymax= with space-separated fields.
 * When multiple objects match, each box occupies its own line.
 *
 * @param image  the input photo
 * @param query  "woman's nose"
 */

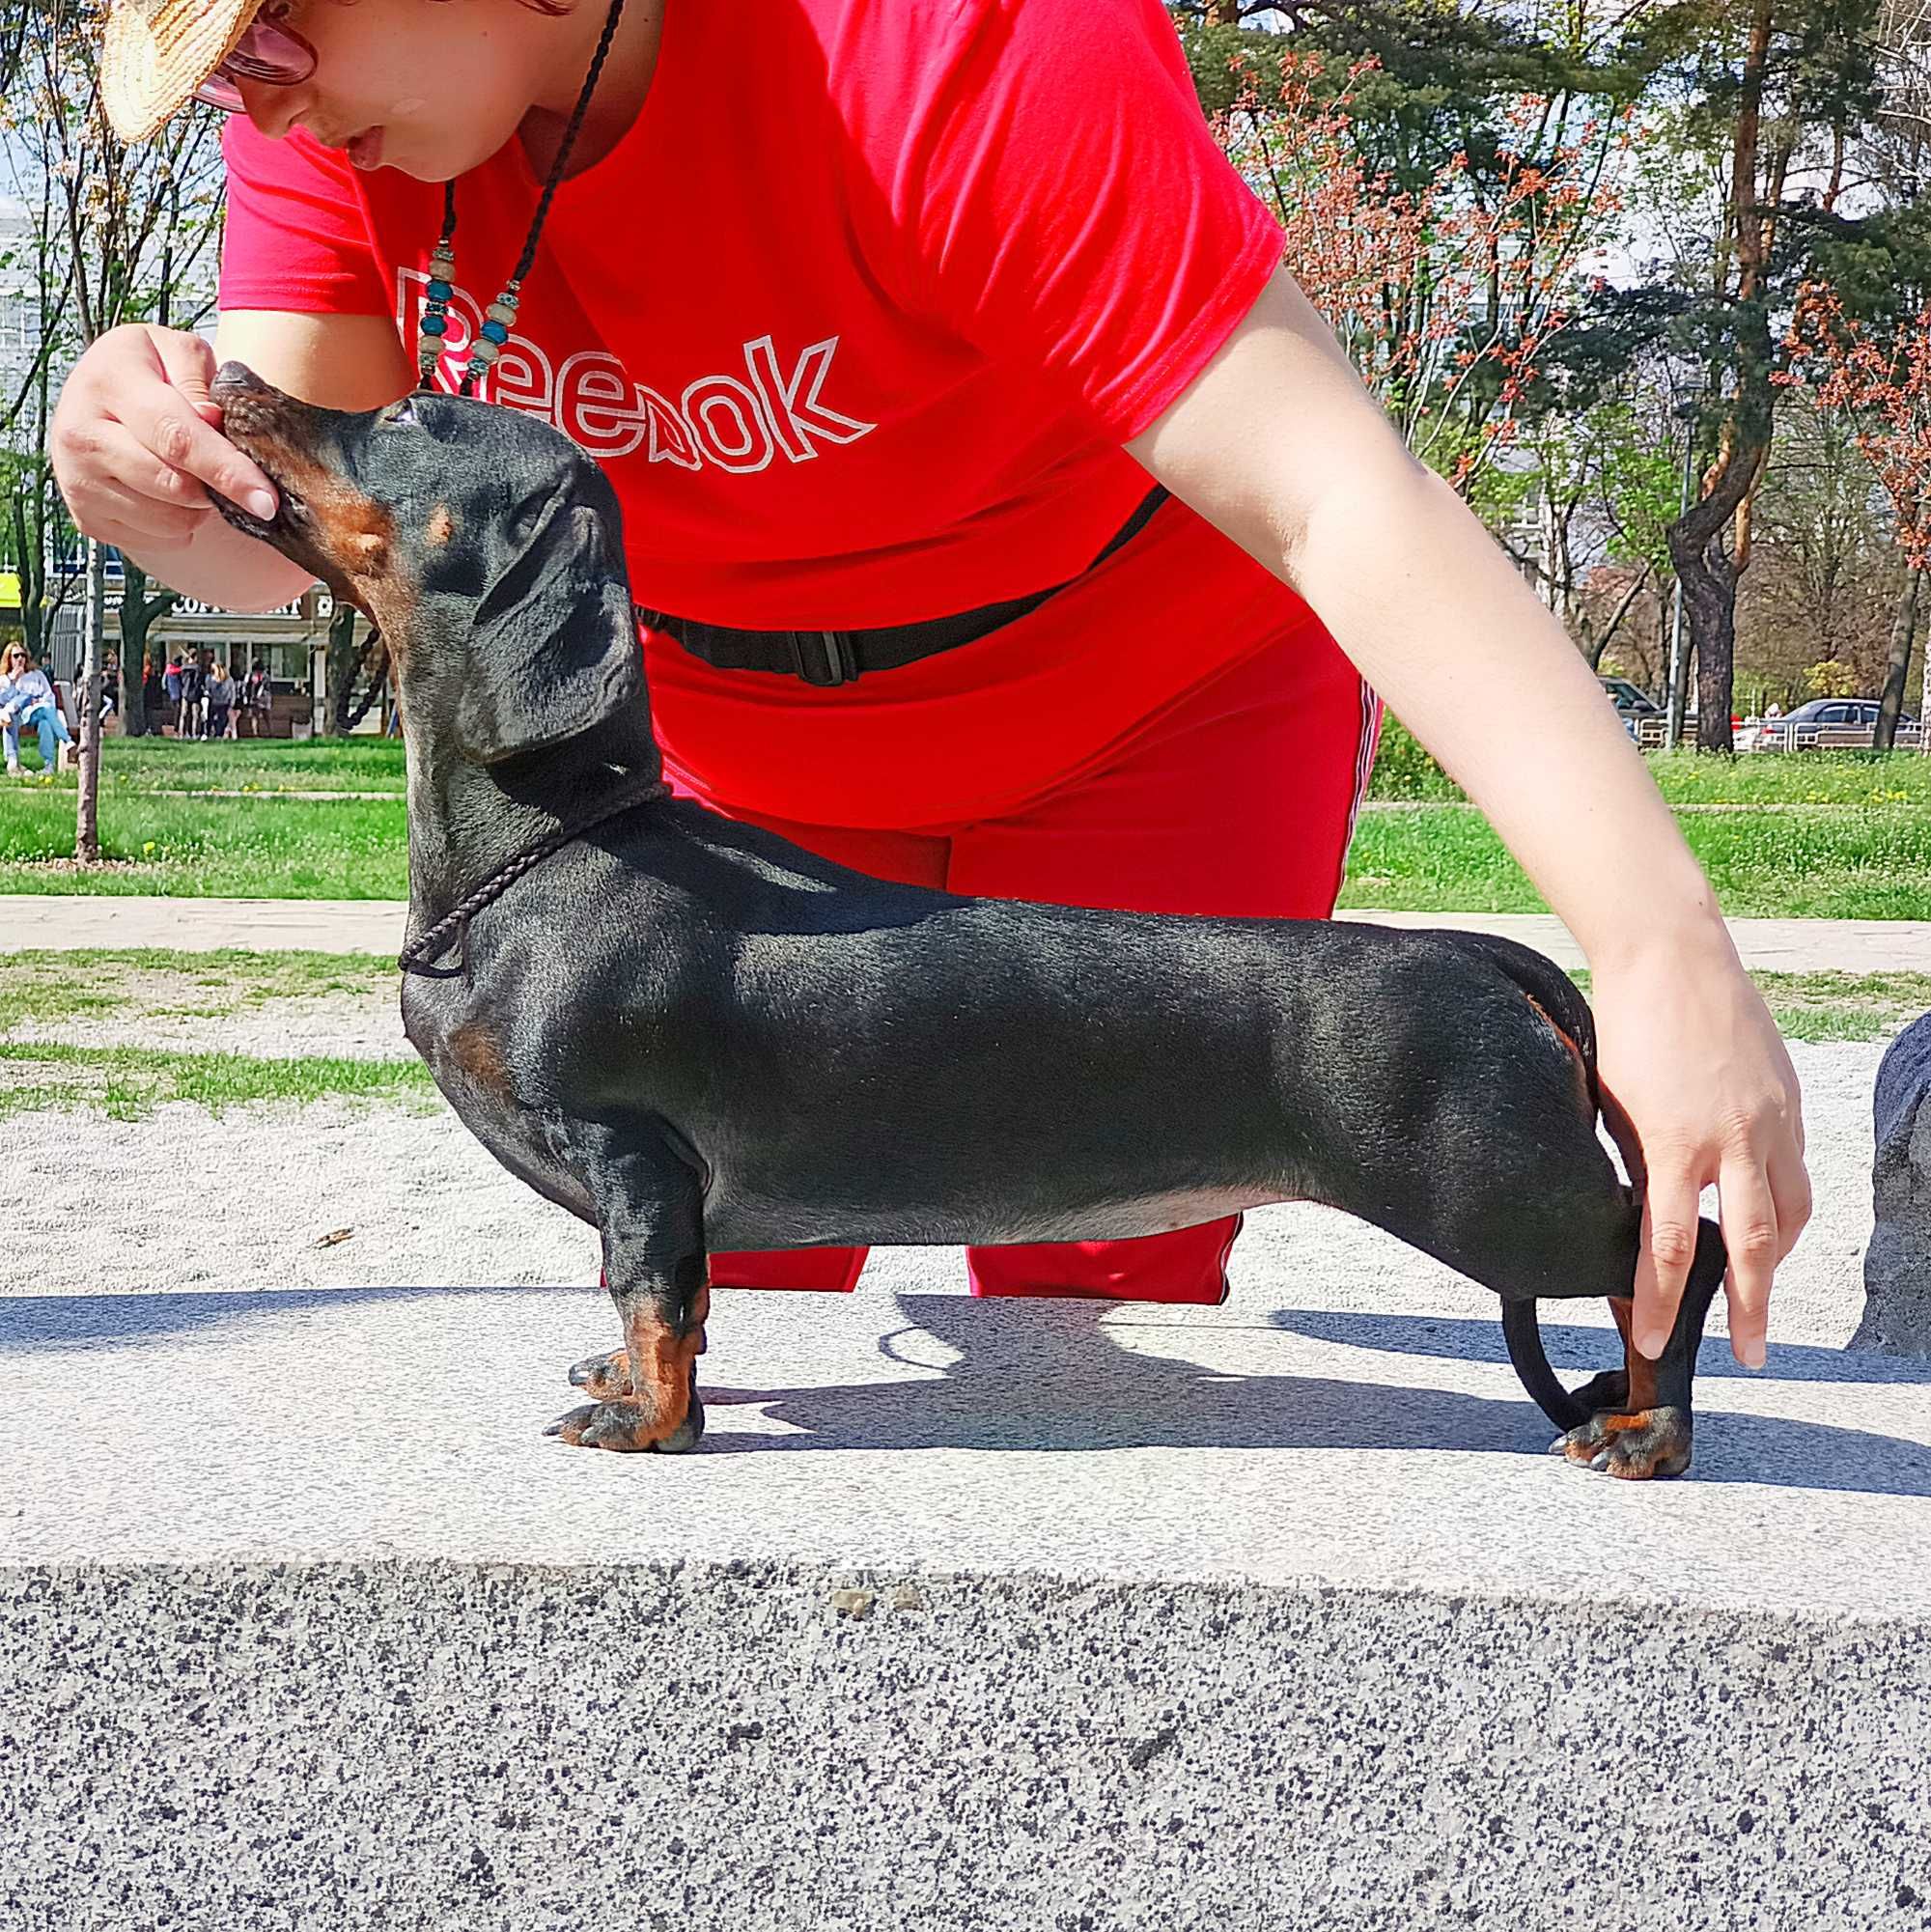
xmin=238 ymin=78 xmax=314 ymax=143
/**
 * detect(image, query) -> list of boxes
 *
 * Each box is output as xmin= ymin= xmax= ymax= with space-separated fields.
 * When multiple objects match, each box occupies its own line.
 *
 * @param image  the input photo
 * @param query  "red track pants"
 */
xmin=668 ymin=623 xmax=1381 ymax=1303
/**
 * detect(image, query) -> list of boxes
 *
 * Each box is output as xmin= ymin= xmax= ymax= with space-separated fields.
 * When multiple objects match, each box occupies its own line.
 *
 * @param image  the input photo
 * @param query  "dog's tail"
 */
xmin=1449 ymin=934 xmax=1639 ymax=1435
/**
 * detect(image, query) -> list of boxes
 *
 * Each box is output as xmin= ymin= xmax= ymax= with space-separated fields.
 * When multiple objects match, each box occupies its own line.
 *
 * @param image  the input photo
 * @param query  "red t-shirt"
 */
xmin=220 ymin=0 xmax=1327 ymax=826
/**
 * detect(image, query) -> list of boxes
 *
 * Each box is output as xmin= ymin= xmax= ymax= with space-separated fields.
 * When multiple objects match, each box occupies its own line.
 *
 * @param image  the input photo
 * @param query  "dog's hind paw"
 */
xmin=545 ymin=1386 xmax=706 ymax=1454
xmin=1567 ymin=1367 xmax=1630 ymax=1414
xmin=1551 ymin=1405 xmax=1692 ymax=1480
xmin=568 ymin=1346 xmax=632 ymax=1401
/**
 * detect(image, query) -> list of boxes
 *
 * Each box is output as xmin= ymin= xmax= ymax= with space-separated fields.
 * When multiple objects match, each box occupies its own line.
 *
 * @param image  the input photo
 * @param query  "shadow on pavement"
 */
xmin=5 ymin=1287 xmax=1927 ymax=1496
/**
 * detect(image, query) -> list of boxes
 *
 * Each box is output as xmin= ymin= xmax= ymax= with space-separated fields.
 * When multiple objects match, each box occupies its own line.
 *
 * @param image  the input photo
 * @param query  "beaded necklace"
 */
xmin=415 ymin=0 xmax=628 ymax=395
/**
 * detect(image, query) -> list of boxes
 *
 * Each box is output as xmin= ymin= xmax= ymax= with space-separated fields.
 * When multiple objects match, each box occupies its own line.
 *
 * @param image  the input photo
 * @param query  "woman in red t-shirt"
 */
xmin=57 ymin=0 xmax=1806 ymax=1359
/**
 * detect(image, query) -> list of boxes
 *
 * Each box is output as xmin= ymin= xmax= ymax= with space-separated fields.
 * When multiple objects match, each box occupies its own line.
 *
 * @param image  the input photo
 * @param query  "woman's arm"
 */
xmin=1127 ymin=265 xmax=1810 ymax=1365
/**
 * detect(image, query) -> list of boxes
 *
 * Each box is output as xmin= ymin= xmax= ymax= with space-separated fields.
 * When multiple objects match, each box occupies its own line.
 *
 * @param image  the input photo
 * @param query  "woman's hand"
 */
xmin=50 ymin=324 xmax=280 ymax=556
xmin=1588 ymin=934 xmax=1811 ymax=1367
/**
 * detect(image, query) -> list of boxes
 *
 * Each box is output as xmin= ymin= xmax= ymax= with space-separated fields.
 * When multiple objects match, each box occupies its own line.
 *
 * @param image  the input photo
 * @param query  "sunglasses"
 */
xmin=192 ymin=9 xmax=316 ymax=112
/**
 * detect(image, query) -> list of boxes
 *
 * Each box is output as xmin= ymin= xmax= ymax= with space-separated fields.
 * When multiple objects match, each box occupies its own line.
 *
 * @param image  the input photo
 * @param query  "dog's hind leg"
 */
xmin=546 ymin=1134 xmax=710 ymax=1454
xmin=1551 ymin=1218 xmax=1726 ymax=1479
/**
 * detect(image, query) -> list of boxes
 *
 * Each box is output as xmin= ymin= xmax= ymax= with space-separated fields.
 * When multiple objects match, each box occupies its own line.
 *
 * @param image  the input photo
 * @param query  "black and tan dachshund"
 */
xmin=208 ymin=363 xmax=1727 ymax=1478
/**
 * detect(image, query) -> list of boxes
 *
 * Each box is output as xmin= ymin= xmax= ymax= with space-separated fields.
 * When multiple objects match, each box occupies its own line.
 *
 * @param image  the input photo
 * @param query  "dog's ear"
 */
xmin=454 ymin=484 xmax=643 ymax=766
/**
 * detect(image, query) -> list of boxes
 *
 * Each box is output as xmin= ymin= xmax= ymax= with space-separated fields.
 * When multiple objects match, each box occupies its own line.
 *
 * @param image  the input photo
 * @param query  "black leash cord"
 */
xmin=398 ymin=771 xmax=670 ymax=980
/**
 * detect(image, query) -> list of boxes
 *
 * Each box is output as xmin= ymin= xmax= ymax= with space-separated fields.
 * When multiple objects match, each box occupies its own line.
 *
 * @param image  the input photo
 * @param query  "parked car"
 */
xmin=1753 ymin=698 xmax=1920 ymax=751
xmin=1599 ymin=676 xmax=1662 ymax=740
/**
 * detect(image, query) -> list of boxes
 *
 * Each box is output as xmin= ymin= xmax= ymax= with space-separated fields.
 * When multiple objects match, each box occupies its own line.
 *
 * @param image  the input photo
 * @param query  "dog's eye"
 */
xmin=379 ymin=397 xmax=417 ymax=428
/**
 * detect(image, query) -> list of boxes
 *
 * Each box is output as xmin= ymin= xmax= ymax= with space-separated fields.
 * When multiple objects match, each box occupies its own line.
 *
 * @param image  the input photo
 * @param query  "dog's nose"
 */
xmin=211 ymin=361 xmax=271 ymax=403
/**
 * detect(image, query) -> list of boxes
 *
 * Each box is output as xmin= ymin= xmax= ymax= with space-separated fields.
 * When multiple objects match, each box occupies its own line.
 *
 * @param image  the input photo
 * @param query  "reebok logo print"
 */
xmin=398 ymin=267 xmax=878 ymax=472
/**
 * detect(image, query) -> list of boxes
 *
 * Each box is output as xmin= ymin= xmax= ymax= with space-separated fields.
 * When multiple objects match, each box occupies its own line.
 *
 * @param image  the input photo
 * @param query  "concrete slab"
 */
xmin=5 ymin=1267 xmax=1929 ymax=1610
xmin=5 ymin=891 xmax=1929 ymax=971
xmin=6 ymin=1234 xmax=1931 ymax=1924
xmin=0 ymin=1028 xmax=1918 ymax=1926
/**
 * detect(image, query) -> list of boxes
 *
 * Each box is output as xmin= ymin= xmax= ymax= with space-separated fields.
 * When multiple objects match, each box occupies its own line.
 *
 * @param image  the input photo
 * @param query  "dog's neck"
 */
xmin=396 ymin=684 xmax=665 ymax=928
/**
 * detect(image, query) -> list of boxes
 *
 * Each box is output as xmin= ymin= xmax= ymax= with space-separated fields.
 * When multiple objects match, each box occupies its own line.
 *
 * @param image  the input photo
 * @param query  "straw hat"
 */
xmin=99 ymin=0 xmax=266 ymax=143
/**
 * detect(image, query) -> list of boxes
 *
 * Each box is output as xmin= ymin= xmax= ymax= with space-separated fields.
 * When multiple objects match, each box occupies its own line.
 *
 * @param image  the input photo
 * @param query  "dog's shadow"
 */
xmin=693 ymin=1292 xmax=1931 ymax=1497
xmin=7 ymin=1285 xmax=1926 ymax=1497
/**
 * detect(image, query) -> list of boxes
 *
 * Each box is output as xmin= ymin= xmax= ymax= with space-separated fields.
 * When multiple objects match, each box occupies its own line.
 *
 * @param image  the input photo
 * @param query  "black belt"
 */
xmin=638 ymin=484 xmax=1169 ymax=687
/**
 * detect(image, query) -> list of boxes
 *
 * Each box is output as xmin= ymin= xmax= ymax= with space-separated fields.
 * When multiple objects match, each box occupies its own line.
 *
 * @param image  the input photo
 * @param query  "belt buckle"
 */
xmin=788 ymin=630 xmax=856 ymax=686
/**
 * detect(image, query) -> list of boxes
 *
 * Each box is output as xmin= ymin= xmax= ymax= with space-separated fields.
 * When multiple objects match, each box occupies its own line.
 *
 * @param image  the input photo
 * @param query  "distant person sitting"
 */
xmin=177 ymin=652 xmax=206 ymax=740
xmin=206 ymin=661 xmax=237 ymax=742
xmin=0 ymin=641 xmax=76 ymax=777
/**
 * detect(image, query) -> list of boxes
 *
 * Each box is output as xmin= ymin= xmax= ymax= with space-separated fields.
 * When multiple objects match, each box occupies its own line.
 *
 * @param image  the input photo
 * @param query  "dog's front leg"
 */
xmin=546 ymin=1137 xmax=709 ymax=1454
xmin=1553 ymin=1218 xmax=1727 ymax=1479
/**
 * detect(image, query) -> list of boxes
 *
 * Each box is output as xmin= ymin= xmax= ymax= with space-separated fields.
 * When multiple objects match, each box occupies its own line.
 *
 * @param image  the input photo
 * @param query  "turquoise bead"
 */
xmin=421 ymin=314 xmax=447 ymax=336
xmin=427 ymin=278 xmax=453 ymax=301
xmin=480 ymin=319 xmax=509 ymax=345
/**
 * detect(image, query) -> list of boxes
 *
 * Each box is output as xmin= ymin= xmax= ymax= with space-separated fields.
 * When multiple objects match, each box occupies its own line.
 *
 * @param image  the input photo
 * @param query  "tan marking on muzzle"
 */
xmin=427 ymin=504 xmax=457 ymax=547
xmin=221 ymin=407 xmax=397 ymax=586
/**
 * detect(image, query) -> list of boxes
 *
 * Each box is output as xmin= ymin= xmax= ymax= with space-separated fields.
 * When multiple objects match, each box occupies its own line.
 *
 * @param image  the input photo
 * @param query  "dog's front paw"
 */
xmin=545 ymin=1379 xmax=706 ymax=1454
xmin=1551 ymin=1405 xmax=1692 ymax=1480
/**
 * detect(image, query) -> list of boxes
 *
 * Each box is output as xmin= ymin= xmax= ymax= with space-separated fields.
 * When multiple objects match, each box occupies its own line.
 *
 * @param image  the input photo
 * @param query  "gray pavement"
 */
xmin=4 ymin=1034 xmax=1929 ymax=1924
xmin=4 ymin=890 xmax=1928 ymax=969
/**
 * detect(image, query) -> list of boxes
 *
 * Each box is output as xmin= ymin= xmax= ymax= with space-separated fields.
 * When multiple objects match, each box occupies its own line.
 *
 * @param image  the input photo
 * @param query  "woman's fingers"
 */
xmin=71 ymin=419 xmax=221 ymax=518
xmin=1767 ymin=1139 xmax=1813 ymax=1261
xmin=151 ymin=326 xmax=228 ymax=428
xmin=112 ymin=373 xmax=278 ymax=521
xmin=1716 ymin=1154 xmax=1780 ymax=1368
xmin=1632 ymin=1158 xmax=1702 ymax=1358
xmin=50 ymin=323 xmax=278 ymax=546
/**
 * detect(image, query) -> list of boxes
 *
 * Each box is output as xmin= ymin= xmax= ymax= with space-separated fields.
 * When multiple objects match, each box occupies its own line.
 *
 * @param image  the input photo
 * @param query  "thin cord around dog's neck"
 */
xmin=398 ymin=768 xmax=669 ymax=979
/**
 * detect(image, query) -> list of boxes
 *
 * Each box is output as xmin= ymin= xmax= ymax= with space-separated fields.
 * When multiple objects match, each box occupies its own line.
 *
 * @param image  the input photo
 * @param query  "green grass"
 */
xmin=1748 ymin=971 xmax=1931 ymax=1042
xmin=0 ymin=948 xmax=391 ymax=1024
xmin=4 ymin=731 xmax=1927 ymax=915
xmin=0 ymin=1040 xmax=434 ymax=1120
xmin=1567 ymin=968 xmax=1931 ymax=1043
xmin=0 ymin=790 xmax=406 ymax=896
xmin=12 ymin=737 xmax=406 ymax=793
xmin=1340 ymin=802 xmax=1931 ymax=920
xmin=1367 ymin=718 xmax=1931 ymax=807
xmin=1638 ymin=748 xmax=1931 ymax=807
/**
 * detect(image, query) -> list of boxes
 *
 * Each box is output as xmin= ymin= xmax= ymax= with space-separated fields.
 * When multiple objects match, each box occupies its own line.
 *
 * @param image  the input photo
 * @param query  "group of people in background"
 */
xmin=0 ymin=638 xmax=278 ymax=773
xmin=158 ymin=650 xmax=272 ymax=741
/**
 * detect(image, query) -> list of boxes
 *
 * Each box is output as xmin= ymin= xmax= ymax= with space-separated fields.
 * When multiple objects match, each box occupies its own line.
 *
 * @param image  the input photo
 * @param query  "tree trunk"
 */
xmin=325 ymin=603 xmax=362 ymax=735
xmin=76 ymin=537 xmax=104 ymax=862
xmin=120 ymin=650 xmax=147 ymax=739
xmin=1667 ymin=0 xmax=1776 ymax=756
xmin=115 ymin=560 xmax=178 ymax=741
xmin=1875 ymin=562 xmax=1922 ymax=753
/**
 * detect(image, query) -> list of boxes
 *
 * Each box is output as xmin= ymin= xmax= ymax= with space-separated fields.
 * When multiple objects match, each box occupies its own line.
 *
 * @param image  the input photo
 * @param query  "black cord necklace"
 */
xmin=397 ymin=768 xmax=669 ymax=979
xmin=414 ymin=0 xmax=629 ymax=395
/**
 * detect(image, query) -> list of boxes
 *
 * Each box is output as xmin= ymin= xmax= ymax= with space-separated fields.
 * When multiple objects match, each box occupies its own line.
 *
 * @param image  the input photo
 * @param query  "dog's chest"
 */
xmin=403 ymin=990 xmax=591 ymax=1211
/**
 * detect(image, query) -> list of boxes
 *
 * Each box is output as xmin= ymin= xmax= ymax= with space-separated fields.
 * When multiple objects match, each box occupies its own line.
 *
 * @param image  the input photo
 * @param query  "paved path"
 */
xmin=3 ymin=893 xmax=1926 ymax=971
xmin=4 ymin=1203 xmax=1928 ymax=1921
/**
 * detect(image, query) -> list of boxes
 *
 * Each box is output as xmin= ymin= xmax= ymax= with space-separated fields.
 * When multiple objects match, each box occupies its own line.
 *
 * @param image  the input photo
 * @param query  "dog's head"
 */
xmin=209 ymin=363 xmax=643 ymax=765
